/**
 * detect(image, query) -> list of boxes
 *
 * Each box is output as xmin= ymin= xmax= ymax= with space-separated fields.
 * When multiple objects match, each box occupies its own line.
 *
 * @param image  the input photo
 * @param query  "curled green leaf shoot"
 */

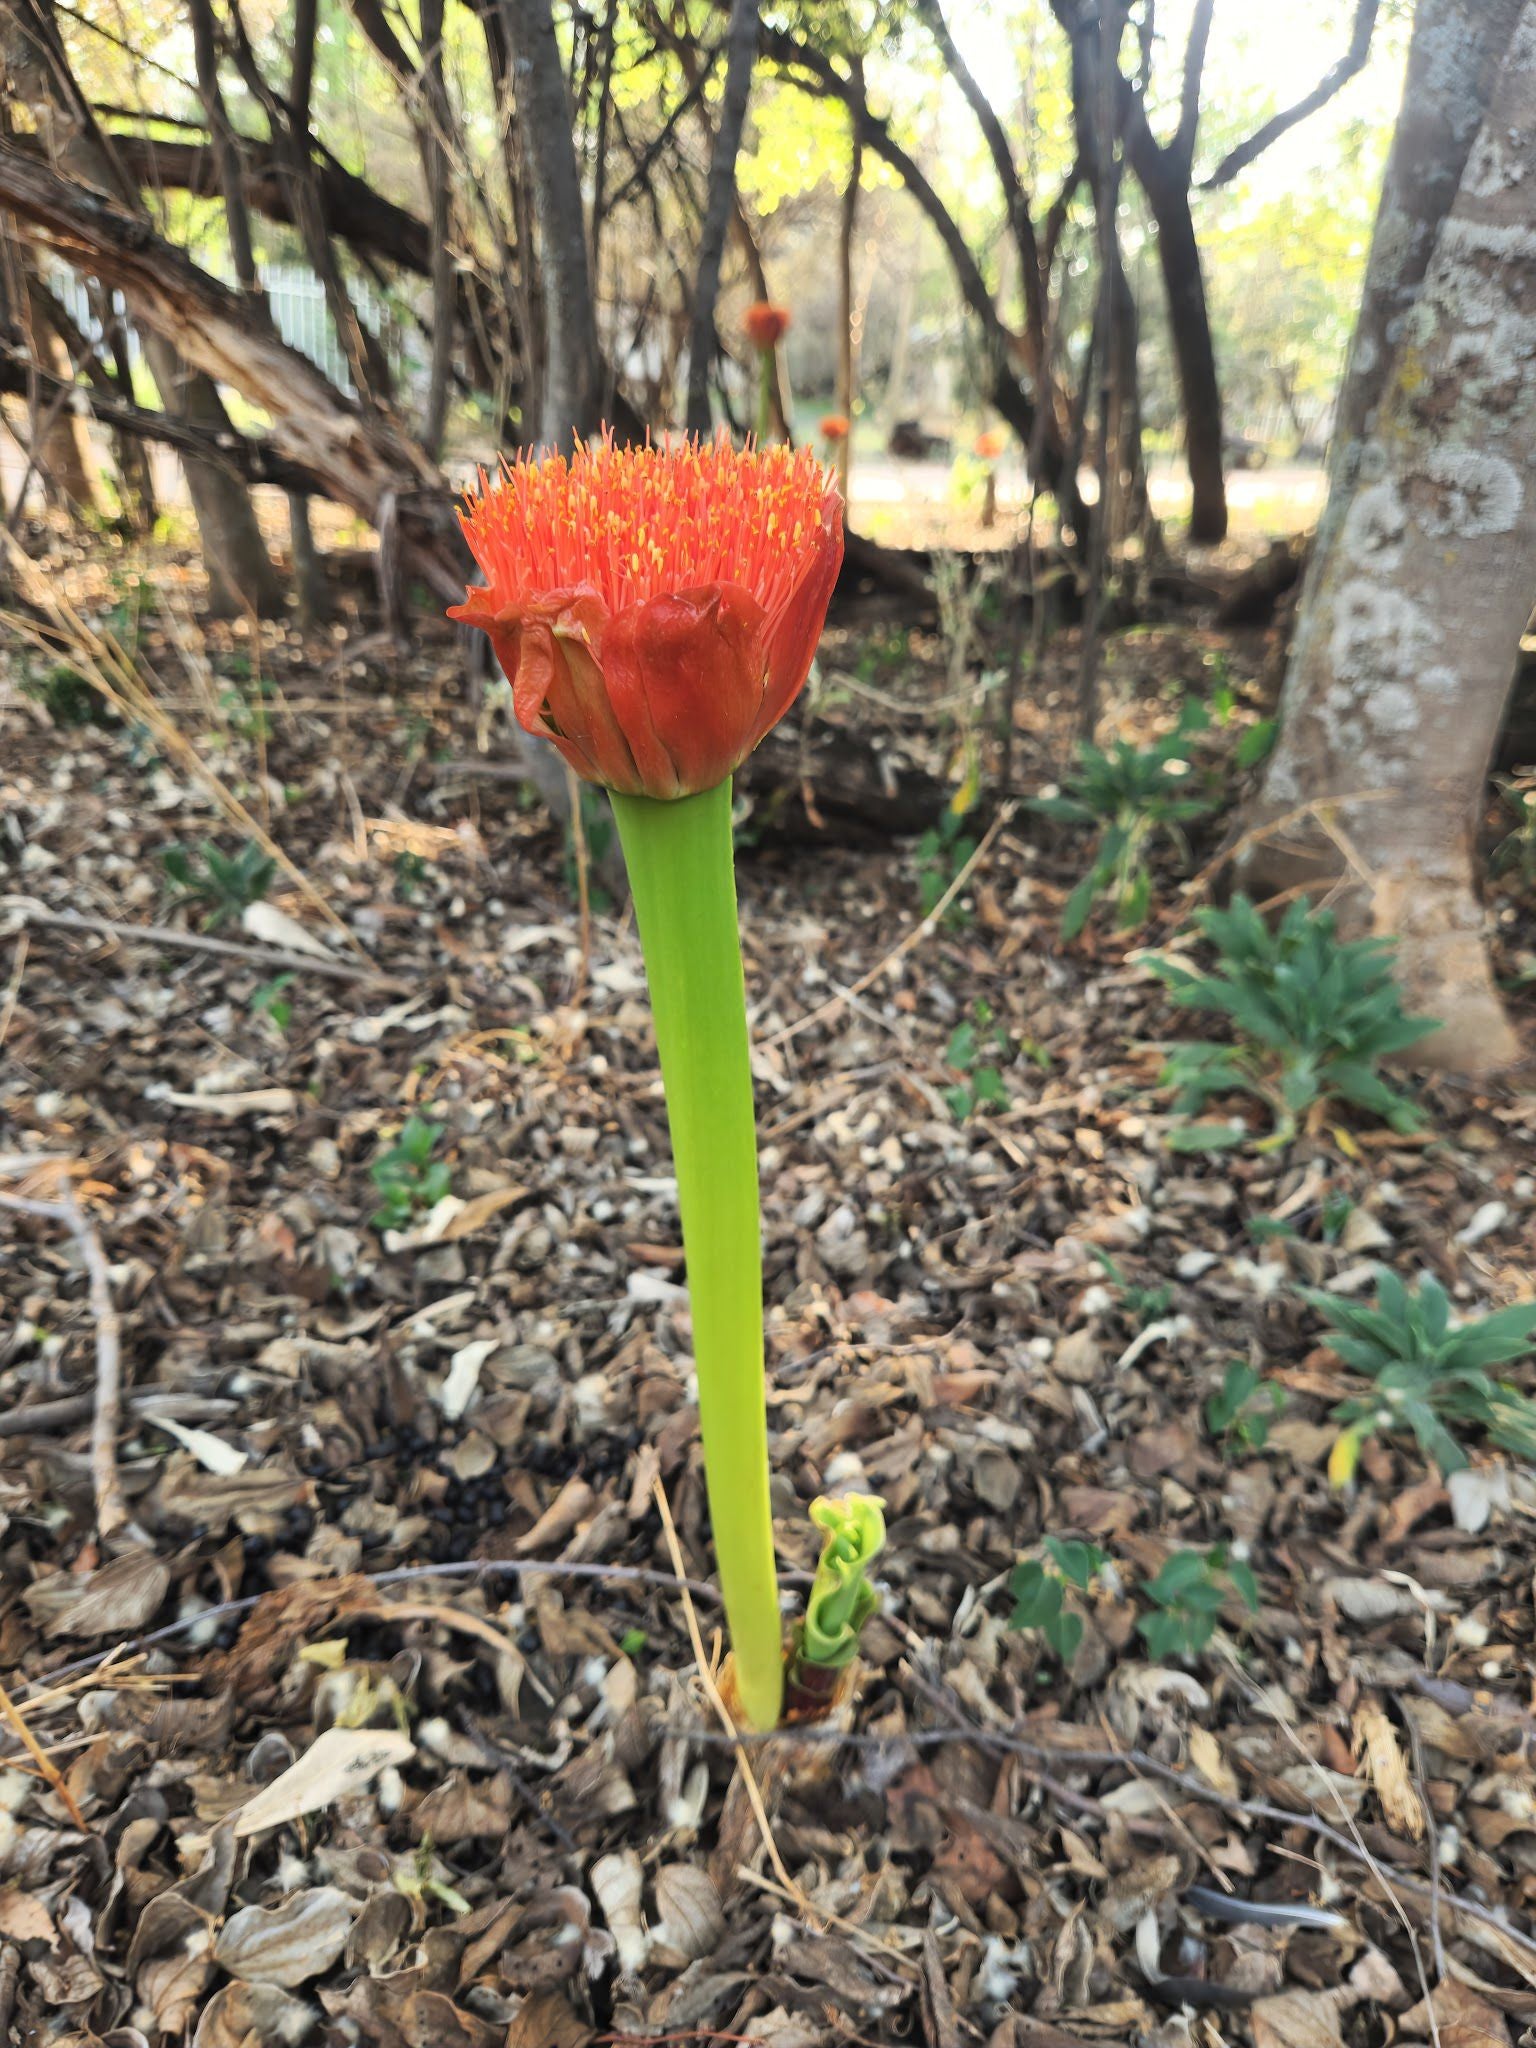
xmin=797 ymin=1493 xmax=887 ymax=1672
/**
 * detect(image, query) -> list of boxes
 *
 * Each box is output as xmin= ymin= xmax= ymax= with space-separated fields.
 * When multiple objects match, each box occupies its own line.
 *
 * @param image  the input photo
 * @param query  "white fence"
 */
xmin=50 ymin=262 xmax=418 ymax=401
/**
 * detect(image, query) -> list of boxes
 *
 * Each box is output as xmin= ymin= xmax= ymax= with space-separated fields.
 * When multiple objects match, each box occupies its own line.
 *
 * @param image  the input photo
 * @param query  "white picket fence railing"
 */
xmin=51 ymin=262 xmax=422 ymax=401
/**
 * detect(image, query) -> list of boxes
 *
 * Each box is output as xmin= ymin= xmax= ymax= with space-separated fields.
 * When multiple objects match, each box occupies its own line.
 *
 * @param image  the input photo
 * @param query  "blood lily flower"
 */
xmin=449 ymin=433 xmax=847 ymax=1732
xmin=451 ymin=435 xmax=842 ymax=801
xmin=819 ymin=413 xmax=850 ymax=444
xmin=744 ymin=301 xmax=791 ymax=349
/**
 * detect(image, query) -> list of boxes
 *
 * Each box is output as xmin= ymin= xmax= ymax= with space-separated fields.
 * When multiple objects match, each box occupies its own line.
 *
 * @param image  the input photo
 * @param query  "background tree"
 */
xmin=1240 ymin=0 xmax=1534 ymax=1075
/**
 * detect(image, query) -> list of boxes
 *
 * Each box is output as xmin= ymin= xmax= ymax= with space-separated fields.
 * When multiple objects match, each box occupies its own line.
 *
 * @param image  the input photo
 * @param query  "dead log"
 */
xmin=0 ymin=133 xmax=464 ymax=596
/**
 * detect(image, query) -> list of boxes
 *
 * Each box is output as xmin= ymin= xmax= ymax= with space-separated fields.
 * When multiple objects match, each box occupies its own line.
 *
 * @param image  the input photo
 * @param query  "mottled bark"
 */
xmin=684 ymin=0 xmax=759 ymax=436
xmin=1242 ymin=0 xmax=1536 ymax=1076
xmin=418 ymin=0 xmax=455 ymax=457
xmin=834 ymin=87 xmax=859 ymax=500
xmin=1 ymin=0 xmax=280 ymax=614
xmin=499 ymin=0 xmax=602 ymax=447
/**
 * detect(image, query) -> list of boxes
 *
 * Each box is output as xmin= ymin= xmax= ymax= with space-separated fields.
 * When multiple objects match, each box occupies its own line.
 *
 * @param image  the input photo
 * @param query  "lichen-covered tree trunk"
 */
xmin=1241 ymin=0 xmax=1536 ymax=1075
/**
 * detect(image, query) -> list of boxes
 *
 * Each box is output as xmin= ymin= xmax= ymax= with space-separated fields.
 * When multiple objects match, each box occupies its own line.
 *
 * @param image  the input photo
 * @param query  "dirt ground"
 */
xmin=2 ymin=523 xmax=1536 ymax=2048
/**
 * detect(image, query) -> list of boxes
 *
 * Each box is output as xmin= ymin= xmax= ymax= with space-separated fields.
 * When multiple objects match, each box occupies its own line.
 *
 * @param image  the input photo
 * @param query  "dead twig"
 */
xmin=0 ymin=1672 xmax=88 ymax=1830
xmin=0 ymin=1161 xmax=127 ymax=1538
xmin=764 ymin=801 xmax=1017 ymax=1047
xmin=5 ymin=900 xmax=405 ymax=988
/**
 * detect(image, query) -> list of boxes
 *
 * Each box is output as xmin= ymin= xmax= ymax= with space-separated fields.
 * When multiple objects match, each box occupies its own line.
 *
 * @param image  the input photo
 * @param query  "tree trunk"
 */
xmin=25 ymin=281 xmax=102 ymax=515
xmin=499 ymin=0 xmax=602 ymax=447
xmin=143 ymin=331 xmax=285 ymax=617
xmin=684 ymin=0 xmax=759 ymax=436
xmin=2 ymin=0 xmax=281 ymax=613
xmin=1238 ymin=0 xmax=1536 ymax=1077
xmin=834 ymin=88 xmax=860 ymax=499
xmin=418 ymin=0 xmax=455 ymax=457
xmin=1135 ymin=151 xmax=1226 ymax=542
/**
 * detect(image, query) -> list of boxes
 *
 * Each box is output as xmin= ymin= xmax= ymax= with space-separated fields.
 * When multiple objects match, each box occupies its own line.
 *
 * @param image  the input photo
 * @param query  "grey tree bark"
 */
xmin=1 ymin=0 xmax=282 ymax=615
xmin=499 ymin=0 xmax=602 ymax=447
xmin=1241 ymin=0 xmax=1536 ymax=1076
xmin=684 ymin=0 xmax=759 ymax=436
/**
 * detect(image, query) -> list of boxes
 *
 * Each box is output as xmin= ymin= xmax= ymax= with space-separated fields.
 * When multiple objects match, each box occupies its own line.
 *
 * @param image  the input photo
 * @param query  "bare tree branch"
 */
xmin=1201 ymin=0 xmax=1381 ymax=188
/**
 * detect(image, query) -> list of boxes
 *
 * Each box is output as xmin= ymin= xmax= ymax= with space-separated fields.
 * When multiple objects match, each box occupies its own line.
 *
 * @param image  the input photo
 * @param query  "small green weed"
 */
xmin=1092 ymin=1247 xmax=1172 ymax=1330
xmin=1491 ymin=777 xmax=1536 ymax=888
xmin=1205 ymin=1360 xmax=1285 ymax=1454
xmin=944 ymin=1000 xmax=1011 ymax=1121
xmin=1149 ymin=895 xmax=1439 ymax=1151
xmin=161 ymin=840 xmax=276 ymax=930
xmin=1031 ymin=702 xmax=1216 ymax=939
xmin=370 ymin=1114 xmax=452 ymax=1232
xmin=1137 ymin=1546 xmax=1258 ymax=1661
xmin=394 ymin=851 xmax=430 ymax=902
xmin=1304 ymin=1270 xmax=1536 ymax=1482
xmin=250 ymin=973 xmax=294 ymax=1037
xmin=916 ymin=804 xmax=977 ymax=924
xmin=1007 ymin=1538 xmax=1105 ymax=1662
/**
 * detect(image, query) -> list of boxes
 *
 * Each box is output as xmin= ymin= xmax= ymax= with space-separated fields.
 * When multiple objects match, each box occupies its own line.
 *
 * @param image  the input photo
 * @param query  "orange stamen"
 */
xmin=457 ymin=434 xmax=834 ymax=621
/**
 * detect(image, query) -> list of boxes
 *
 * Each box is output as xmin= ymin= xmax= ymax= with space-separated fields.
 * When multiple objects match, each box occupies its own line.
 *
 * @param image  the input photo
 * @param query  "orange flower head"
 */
xmin=449 ymin=433 xmax=844 ymax=800
xmin=974 ymin=428 xmax=1006 ymax=461
xmin=744 ymin=301 xmax=791 ymax=350
xmin=819 ymin=414 xmax=851 ymax=443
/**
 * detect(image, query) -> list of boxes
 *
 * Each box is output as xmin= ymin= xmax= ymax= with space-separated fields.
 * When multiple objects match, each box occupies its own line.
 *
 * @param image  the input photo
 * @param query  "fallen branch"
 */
xmin=0 ymin=1390 xmax=236 ymax=1439
xmin=5 ymin=900 xmax=406 ymax=988
xmin=764 ymin=801 xmax=1017 ymax=1047
xmin=0 ymin=1161 xmax=127 ymax=1538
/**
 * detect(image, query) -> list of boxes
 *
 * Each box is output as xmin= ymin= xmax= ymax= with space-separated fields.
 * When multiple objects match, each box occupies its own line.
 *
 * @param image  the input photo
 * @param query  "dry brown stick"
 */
xmin=1170 ymin=789 xmax=1395 ymax=928
xmin=764 ymin=801 xmax=1017 ymax=1048
xmin=0 ymin=1672 xmax=88 ymax=1830
xmin=6 ymin=900 xmax=406 ymax=987
xmin=1402 ymin=1699 xmax=1448 ymax=1983
xmin=0 ymin=1941 xmax=19 ymax=2038
xmin=0 ymin=1390 xmax=235 ymax=1439
xmin=0 ymin=1166 xmax=128 ymax=1538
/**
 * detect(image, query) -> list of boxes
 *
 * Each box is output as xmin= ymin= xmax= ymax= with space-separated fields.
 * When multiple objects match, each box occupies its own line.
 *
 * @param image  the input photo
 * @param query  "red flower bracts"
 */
xmin=451 ymin=434 xmax=843 ymax=800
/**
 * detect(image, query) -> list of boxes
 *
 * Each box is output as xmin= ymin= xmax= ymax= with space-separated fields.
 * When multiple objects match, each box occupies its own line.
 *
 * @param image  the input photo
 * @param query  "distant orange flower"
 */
xmin=744 ymin=302 xmax=791 ymax=350
xmin=450 ymin=434 xmax=843 ymax=800
xmin=974 ymin=428 xmax=1006 ymax=461
xmin=819 ymin=414 xmax=851 ymax=443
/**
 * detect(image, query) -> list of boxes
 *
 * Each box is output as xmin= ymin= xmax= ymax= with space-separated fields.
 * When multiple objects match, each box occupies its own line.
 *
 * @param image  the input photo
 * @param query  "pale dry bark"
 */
xmin=499 ymin=0 xmax=602 ymax=447
xmin=1243 ymin=0 xmax=1536 ymax=1076
xmin=2 ymin=0 xmax=282 ymax=614
xmin=684 ymin=0 xmax=759 ymax=435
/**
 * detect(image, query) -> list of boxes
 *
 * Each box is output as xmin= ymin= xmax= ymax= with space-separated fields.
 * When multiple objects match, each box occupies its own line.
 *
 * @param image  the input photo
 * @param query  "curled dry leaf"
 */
xmin=213 ymin=1886 xmax=359 ymax=1987
xmin=230 ymin=1727 xmax=415 ymax=1839
xmin=590 ymin=1849 xmax=649 ymax=1976
xmin=1352 ymin=1706 xmax=1425 ymax=1841
xmin=191 ymin=1979 xmax=318 ymax=2048
xmin=652 ymin=1864 xmax=725 ymax=1962
xmin=1251 ymin=1987 xmax=1350 ymax=2048
xmin=1188 ymin=1725 xmax=1240 ymax=1798
xmin=26 ymin=1551 xmax=169 ymax=1639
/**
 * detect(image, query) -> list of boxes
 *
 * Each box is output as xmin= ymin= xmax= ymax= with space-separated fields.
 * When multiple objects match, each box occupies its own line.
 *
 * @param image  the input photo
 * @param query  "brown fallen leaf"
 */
xmin=231 ymin=1727 xmax=415 ymax=1838
xmin=1251 ymin=1987 xmax=1349 ymax=2048
xmin=26 ymin=1550 xmax=169 ymax=1639
xmin=504 ymin=1988 xmax=593 ymax=2048
xmin=1353 ymin=1705 xmax=1425 ymax=1841
xmin=1403 ymin=1979 xmax=1511 ymax=2048
xmin=213 ymin=1886 xmax=359 ymax=1986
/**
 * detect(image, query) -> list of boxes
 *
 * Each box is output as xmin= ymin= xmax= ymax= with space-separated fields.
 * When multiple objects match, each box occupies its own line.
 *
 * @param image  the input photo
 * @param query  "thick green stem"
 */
xmin=610 ymin=780 xmax=782 ymax=1731
xmin=756 ymin=347 xmax=775 ymax=445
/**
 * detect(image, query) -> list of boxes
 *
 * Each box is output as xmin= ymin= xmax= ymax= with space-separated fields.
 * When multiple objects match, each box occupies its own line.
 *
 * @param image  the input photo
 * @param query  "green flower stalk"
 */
xmin=448 ymin=435 xmax=844 ymax=1730
xmin=611 ymin=781 xmax=782 ymax=1728
xmin=744 ymin=302 xmax=791 ymax=445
